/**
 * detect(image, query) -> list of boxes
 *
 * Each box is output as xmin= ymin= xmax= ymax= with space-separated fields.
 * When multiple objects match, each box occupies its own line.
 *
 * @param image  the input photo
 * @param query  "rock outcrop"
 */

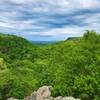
xmin=7 ymin=98 xmax=18 ymax=100
xmin=7 ymin=86 xmax=80 ymax=100
xmin=24 ymin=86 xmax=52 ymax=100
xmin=24 ymin=86 xmax=80 ymax=100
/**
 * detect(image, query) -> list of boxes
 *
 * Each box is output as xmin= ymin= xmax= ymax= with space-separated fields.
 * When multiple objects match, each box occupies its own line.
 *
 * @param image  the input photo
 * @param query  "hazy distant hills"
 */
xmin=31 ymin=37 xmax=80 ymax=45
xmin=31 ymin=41 xmax=57 ymax=45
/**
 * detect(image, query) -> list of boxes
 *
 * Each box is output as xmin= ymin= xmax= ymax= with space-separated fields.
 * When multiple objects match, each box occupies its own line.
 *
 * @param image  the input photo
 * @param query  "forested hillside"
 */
xmin=0 ymin=31 xmax=100 ymax=100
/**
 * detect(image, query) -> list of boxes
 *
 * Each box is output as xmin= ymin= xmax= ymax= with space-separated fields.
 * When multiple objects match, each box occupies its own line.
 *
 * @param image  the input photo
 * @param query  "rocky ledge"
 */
xmin=7 ymin=86 xmax=80 ymax=100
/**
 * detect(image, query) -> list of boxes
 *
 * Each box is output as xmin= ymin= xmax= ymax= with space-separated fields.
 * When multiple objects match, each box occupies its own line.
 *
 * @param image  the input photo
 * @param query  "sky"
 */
xmin=0 ymin=0 xmax=100 ymax=41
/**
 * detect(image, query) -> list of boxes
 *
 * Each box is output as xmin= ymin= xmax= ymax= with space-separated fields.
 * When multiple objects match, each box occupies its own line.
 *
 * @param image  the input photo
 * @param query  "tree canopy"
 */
xmin=0 ymin=31 xmax=100 ymax=100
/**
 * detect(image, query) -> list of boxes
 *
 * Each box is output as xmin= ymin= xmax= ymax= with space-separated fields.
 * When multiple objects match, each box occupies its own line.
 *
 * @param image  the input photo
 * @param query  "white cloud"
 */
xmin=9 ymin=0 xmax=33 ymax=4
xmin=80 ymin=0 xmax=99 ymax=8
xmin=0 ymin=22 xmax=14 ymax=28
xmin=0 ymin=0 xmax=100 ymax=40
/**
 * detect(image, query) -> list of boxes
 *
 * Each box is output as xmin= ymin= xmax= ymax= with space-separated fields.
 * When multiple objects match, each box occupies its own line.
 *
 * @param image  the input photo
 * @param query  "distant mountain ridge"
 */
xmin=31 ymin=41 xmax=59 ymax=45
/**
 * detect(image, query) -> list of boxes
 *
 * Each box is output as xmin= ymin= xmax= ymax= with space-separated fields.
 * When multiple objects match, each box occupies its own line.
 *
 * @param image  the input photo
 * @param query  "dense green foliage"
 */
xmin=0 ymin=31 xmax=100 ymax=100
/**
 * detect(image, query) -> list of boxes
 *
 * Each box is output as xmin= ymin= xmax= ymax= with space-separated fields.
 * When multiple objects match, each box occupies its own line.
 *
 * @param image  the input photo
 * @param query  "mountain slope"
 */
xmin=0 ymin=33 xmax=39 ymax=62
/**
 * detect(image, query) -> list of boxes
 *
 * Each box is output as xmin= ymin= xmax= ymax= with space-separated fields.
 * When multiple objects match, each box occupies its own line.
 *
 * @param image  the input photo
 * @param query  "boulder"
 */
xmin=7 ymin=98 xmax=18 ymax=100
xmin=61 ymin=97 xmax=80 ymax=100
xmin=24 ymin=86 xmax=52 ymax=100
xmin=54 ymin=96 xmax=80 ymax=100
xmin=36 ymin=86 xmax=52 ymax=100
xmin=8 ymin=86 xmax=80 ymax=100
xmin=54 ymin=96 xmax=63 ymax=100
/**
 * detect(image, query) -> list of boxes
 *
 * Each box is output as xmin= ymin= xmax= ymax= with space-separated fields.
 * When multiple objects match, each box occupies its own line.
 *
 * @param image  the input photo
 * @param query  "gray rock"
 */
xmin=36 ymin=86 xmax=52 ymax=100
xmin=54 ymin=96 xmax=80 ymax=100
xmin=7 ymin=86 xmax=80 ymax=100
xmin=7 ymin=98 xmax=18 ymax=100
xmin=24 ymin=96 xmax=33 ymax=100
xmin=54 ymin=96 xmax=63 ymax=100
xmin=23 ymin=86 xmax=52 ymax=100
xmin=62 ymin=97 xmax=79 ymax=100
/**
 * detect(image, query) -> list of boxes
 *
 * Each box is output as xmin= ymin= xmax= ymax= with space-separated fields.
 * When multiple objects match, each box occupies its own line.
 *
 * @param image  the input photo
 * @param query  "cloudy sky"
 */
xmin=0 ymin=0 xmax=100 ymax=41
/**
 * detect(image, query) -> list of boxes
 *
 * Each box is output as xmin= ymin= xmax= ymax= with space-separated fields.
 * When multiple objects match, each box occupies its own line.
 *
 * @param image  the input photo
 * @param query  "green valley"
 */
xmin=0 ymin=31 xmax=100 ymax=100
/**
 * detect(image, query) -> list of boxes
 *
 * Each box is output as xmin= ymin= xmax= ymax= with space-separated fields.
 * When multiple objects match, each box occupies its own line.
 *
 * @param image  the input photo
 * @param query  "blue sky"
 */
xmin=0 ymin=0 xmax=100 ymax=41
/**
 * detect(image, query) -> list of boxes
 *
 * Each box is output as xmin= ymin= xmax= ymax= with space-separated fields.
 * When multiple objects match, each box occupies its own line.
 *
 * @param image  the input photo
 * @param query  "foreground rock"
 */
xmin=24 ymin=86 xmax=80 ymax=100
xmin=8 ymin=86 xmax=80 ymax=100
xmin=24 ymin=86 xmax=52 ymax=100
xmin=54 ymin=96 xmax=80 ymax=100
xmin=7 ymin=98 xmax=18 ymax=100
